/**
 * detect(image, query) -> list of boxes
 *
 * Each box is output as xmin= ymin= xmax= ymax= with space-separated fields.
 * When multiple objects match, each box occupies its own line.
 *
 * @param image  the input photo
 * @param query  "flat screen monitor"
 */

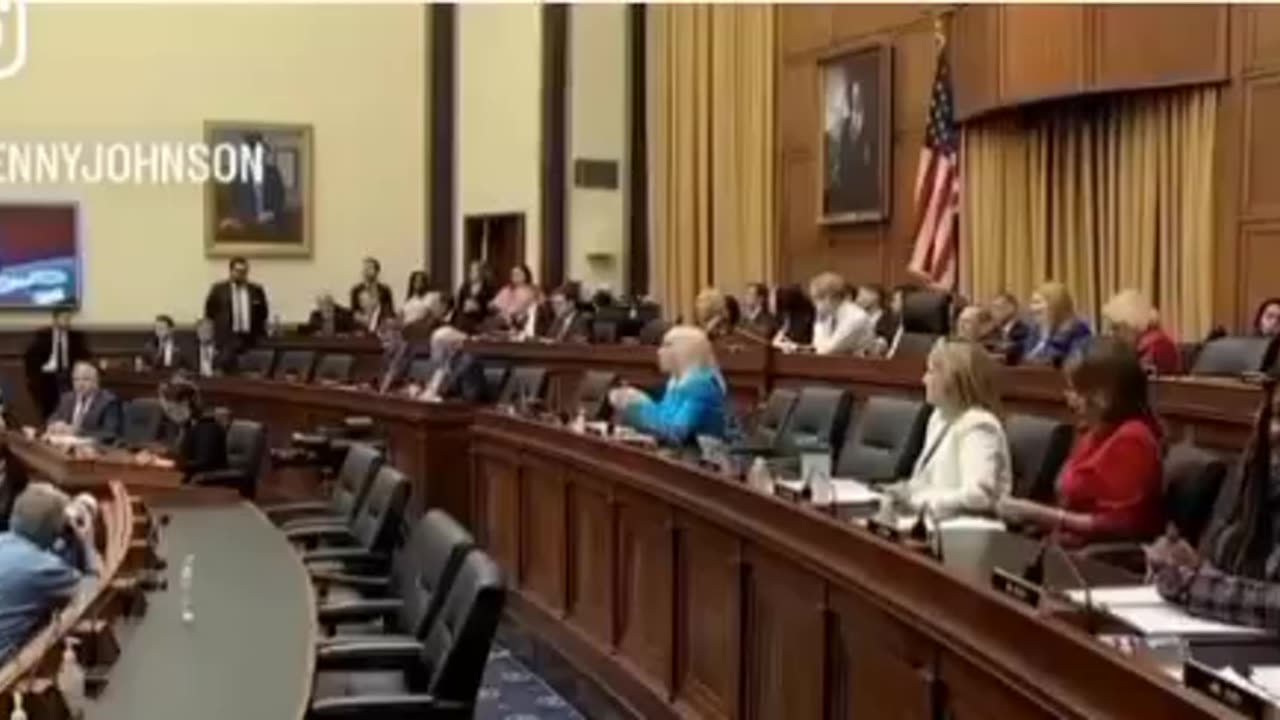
xmin=0 ymin=202 xmax=81 ymax=309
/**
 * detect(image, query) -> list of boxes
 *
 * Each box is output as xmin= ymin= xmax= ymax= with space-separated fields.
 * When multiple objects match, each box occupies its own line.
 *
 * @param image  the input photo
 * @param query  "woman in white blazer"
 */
xmin=889 ymin=339 xmax=1012 ymax=518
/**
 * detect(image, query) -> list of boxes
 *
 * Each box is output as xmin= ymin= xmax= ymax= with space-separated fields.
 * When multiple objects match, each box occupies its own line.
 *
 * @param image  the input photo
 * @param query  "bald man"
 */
xmin=609 ymin=326 xmax=728 ymax=445
xmin=415 ymin=326 xmax=492 ymax=403
xmin=47 ymin=361 xmax=123 ymax=443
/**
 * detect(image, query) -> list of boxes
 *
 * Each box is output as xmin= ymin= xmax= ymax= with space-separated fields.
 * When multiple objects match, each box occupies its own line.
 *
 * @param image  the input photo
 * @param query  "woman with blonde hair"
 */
xmin=1023 ymin=281 xmax=1091 ymax=366
xmin=802 ymin=272 xmax=875 ymax=356
xmin=609 ymin=325 xmax=727 ymax=446
xmin=694 ymin=288 xmax=733 ymax=339
xmin=1102 ymin=289 xmax=1180 ymax=375
xmin=885 ymin=339 xmax=1012 ymax=518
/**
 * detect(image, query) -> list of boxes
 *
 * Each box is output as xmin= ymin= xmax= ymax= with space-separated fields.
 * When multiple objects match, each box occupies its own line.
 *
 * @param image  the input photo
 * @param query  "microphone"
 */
xmin=908 ymin=503 xmax=944 ymax=562
xmin=1048 ymin=537 xmax=1097 ymax=634
xmin=1023 ymin=537 xmax=1048 ymax=587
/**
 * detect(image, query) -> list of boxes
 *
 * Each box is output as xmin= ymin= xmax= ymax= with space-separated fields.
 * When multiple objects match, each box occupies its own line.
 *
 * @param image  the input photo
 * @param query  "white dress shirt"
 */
xmin=904 ymin=407 xmax=1012 ymax=518
xmin=232 ymin=284 xmax=251 ymax=333
xmin=198 ymin=343 xmax=215 ymax=377
xmin=71 ymin=392 xmax=93 ymax=430
xmin=43 ymin=329 xmax=69 ymax=373
xmin=812 ymin=301 xmax=875 ymax=356
xmin=402 ymin=296 xmax=430 ymax=326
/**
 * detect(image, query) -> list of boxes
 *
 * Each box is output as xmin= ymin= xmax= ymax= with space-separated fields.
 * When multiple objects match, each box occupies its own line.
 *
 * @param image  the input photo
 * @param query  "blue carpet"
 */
xmin=476 ymin=645 xmax=586 ymax=720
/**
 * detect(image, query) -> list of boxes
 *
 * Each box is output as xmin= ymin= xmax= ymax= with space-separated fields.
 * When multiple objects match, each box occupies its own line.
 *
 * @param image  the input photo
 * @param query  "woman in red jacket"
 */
xmin=997 ymin=337 xmax=1165 ymax=545
xmin=1102 ymin=289 xmax=1181 ymax=375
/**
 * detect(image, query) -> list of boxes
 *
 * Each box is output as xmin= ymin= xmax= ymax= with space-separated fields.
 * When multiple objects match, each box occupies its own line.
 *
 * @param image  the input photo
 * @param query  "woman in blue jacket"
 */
xmin=1022 ymin=281 xmax=1092 ymax=367
xmin=609 ymin=325 xmax=727 ymax=446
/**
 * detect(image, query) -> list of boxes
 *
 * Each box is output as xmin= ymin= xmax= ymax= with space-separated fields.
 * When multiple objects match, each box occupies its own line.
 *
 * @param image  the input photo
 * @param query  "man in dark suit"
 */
xmin=142 ymin=314 xmax=188 ymax=371
xmin=349 ymin=257 xmax=394 ymax=316
xmin=988 ymin=291 xmax=1031 ymax=365
xmin=187 ymin=317 xmax=232 ymax=378
xmin=46 ymin=362 xmax=123 ymax=443
xmin=420 ymin=326 xmax=491 ymax=403
xmin=303 ymin=293 xmax=355 ymax=337
xmin=738 ymin=283 xmax=776 ymax=340
xmin=23 ymin=307 xmax=90 ymax=421
xmin=542 ymin=284 xmax=589 ymax=343
xmin=203 ymin=256 xmax=270 ymax=352
xmin=219 ymin=133 xmax=287 ymax=237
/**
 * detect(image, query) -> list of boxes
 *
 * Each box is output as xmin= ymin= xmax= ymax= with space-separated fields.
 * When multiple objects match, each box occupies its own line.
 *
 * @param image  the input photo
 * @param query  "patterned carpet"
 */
xmin=476 ymin=645 xmax=586 ymax=720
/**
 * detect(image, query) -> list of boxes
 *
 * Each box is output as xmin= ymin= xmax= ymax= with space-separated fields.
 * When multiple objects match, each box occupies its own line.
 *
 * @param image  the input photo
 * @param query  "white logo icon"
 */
xmin=0 ymin=0 xmax=29 ymax=80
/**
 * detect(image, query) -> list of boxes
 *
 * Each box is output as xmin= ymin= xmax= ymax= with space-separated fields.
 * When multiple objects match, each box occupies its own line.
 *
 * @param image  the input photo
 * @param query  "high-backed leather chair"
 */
xmin=314 ymin=354 xmax=356 ymax=386
xmin=274 ymin=350 xmax=317 ymax=382
xmin=777 ymin=386 xmax=852 ymax=456
xmin=308 ymin=550 xmax=506 ymax=720
xmin=573 ymin=370 xmax=617 ymax=420
xmin=1190 ymin=336 xmax=1279 ymax=377
xmin=1163 ymin=444 xmax=1227 ymax=547
xmin=893 ymin=332 xmax=940 ymax=359
xmin=122 ymin=397 xmax=167 ymax=447
xmin=746 ymin=387 xmax=799 ymax=451
xmin=497 ymin=366 xmax=548 ymax=407
xmin=264 ymin=443 xmax=383 ymax=527
xmin=901 ymin=289 xmax=953 ymax=335
xmin=1005 ymin=413 xmax=1074 ymax=502
xmin=482 ymin=365 xmax=510 ymax=402
xmin=287 ymin=465 xmax=410 ymax=559
xmin=191 ymin=419 xmax=266 ymax=498
xmin=835 ymin=396 xmax=931 ymax=482
xmin=406 ymin=357 xmax=435 ymax=386
xmin=235 ymin=348 xmax=276 ymax=378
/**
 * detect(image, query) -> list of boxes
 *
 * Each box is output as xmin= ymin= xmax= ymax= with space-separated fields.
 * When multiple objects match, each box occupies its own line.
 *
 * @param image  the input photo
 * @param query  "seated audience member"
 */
xmin=137 ymin=378 xmax=227 ymax=482
xmin=883 ymin=340 xmax=1012 ymax=518
xmin=1022 ymin=281 xmax=1092 ymax=367
xmin=738 ymin=283 xmax=776 ymax=339
xmin=0 ymin=483 xmax=102 ymax=662
xmin=1254 ymin=297 xmax=1280 ymax=338
xmin=190 ymin=317 xmax=230 ymax=378
xmin=376 ymin=317 xmax=415 ymax=395
xmin=348 ymin=256 xmax=394 ymax=316
xmin=303 ymin=292 xmax=355 ymax=337
xmin=609 ymin=325 xmax=726 ymax=446
xmin=694 ymin=288 xmax=733 ymax=340
xmin=997 ymin=337 xmax=1164 ymax=545
xmin=0 ymin=447 xmax=30 ymax=533
xmin=453 ymin=260 xmax=495 ymax=334
xmin=543 ymin=284 xmax=590 ymax=343
xmin=1146 ymin=382 xmax=1280 ymax=629
xmin=987 ymin=291 xmax=1031 ymax=364
xmin=143 ymin=314 xmax=186 ymax=371
xmin=770 ymin=284 xmax=815 ymax=347
xmin=953 ymin=305 xmax=994 ymax=345
xmin=805 ymin=272 xmax=875 ymax=356
xmin=1102 ymin=289 xmax=1180 ymax=375
xmin=491 ymin=264 xmax=539 ymax=326
xmin=416 ymin=326 xmax=491 ymax=403
xmin=353 ymin=287 xmax=386 ymax=336
xmin=47 ymin=362 xmax=123 ymax=443
xmin=400 ymin=270 xmax=433 ymax=326
xmin=855 ymin=284 xmax=887 ymax=329
xmin=24 ymin=306 xmax=90 ymax=422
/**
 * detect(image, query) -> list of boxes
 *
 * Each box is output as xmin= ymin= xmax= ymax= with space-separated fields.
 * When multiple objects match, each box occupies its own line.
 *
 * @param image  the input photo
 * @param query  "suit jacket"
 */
xmin=349 ymin=283 xmax=395 ymax=316
xmin=619 ymin=367 xmax=727 ymax=446
xmin=303 ymin=306 xmax=356 ymax=336
xmin=171 ymin=416 xmax=228 ymax=482
xmin=50 ymin=389 xmax=124 ymax=442
xmin=204 ymin=280 xmax=269 ymax=340
xmin=142 ymin=336 xmax=189 ymax=371
xmin=184 ymin=339 xmax=233 ymax=377
xmin=23 ymin=327 xmax=89 ymax=378
xmin=987 ymin=318 xmax=1031 ymax=364
xmin=902 ymin=408 xmax=1013 ymax=519
xmin=544 ymin=310 xmax=590 ymax=343
xmin=738 ymin=310 xmax=777 ymax=341
xmin=437 ymin=353 xmax=492 ymax=403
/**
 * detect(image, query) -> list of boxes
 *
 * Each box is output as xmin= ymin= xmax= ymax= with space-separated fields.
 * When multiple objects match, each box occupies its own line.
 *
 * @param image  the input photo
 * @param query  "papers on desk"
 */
xmin=828 ymin=479 xmax=882 ymax=505
xmin=887 ymin=514 xmax=1007 ymax=532
xmin=1065 ymin=585 xmax=1269 ymax=638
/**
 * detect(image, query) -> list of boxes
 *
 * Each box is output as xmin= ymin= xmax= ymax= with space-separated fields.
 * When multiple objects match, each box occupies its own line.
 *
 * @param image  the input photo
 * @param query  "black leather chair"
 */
xmin=745 ymin=388 xmax=799 ymax=452
xmin=893 ymin=332 xmax=940 ymax=359
xmin=315 ymin=354 xmax=356 ymax=385
xmin=406 ymin=358 xmax=435 ymax=386
xmin=1005 ymin=414 xmax=1074 ymax=502
xmin=287 ymin=465 xmax=410 ymax=561
xmin=777 ymin=386 xmax=852 ymax=457
xmin=308 ymin=550 xmax=506 ymax=720
xmin=637 ymin=318 xmax=671 ymax=346
xmin=236 ymin=348 xmax=276 ymax=378
xmin=1163 ymin=444 xmax=1228 ymax=547
xmin=497 ymin=366 xmax=548 ymax=408
xmin=482 ymin=366 xmax=510 ymax=402
xmin=274 ymin=350 xmax=317 ymax=382
xmin=901 ymin=289 xmax=953 ymax=335
xmin=572 ymin=371 xmax=616 ymax=420
xmin=191 ymin=419 xmax=266 ymax=498
xmin=591 ymin=319 xmax=620 ymax=344
xmin=265 ymin=444 xmax=383 ymax=528
xmin=834 ymin=397 xmax=931 ymax=482
xmin=1190 ymin=336 xmax=1279 ymax=377
xmin=122 ymin=397 xmax=167 ymax=447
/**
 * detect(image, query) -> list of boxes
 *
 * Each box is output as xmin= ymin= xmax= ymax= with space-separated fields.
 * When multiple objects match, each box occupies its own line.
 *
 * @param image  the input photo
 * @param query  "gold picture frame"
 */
xmin=204 ymin=121 xmax=314 ymax=258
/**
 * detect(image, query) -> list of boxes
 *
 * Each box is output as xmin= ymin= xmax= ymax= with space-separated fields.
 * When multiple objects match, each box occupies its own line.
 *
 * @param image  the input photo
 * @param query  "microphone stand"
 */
xmin=908 ymin=503 xmax=945 ymax=562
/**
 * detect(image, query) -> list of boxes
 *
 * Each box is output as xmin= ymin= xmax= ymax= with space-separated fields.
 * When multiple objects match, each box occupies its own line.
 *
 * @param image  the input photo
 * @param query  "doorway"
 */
xmin=463 ymin=213 xmax=526 ymax=284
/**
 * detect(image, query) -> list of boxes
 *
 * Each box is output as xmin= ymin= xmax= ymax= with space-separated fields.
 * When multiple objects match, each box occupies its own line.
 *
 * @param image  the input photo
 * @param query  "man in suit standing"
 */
xmin=46 ymin=362 xmax=123 ymax=443
xmin=203 ymin=256 xmax=269 ymax=353
xmin=738 ymin=283 xmax=776 ymax=340
xmin=23 ymin=307 xmax=90 ymax=421
xmin=542 ymin=284 xmax=589 ymax=343
xmin=349 ymin=257 xmax=394 ymax=316
xmin=188 ymin=317 xmax=231 ymax=378
xmin=142 ymin=315 xmax=187 ymax=371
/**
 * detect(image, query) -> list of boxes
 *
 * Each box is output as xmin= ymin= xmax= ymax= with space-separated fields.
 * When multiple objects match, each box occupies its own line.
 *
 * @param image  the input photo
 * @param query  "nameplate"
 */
xmin=1184 ymin=660 xmax=1270 ymax=720
xmin=991 ymin=568 xmax=1042 ymax=609
xmin=866 ymin=517 xmax=900 ymax=543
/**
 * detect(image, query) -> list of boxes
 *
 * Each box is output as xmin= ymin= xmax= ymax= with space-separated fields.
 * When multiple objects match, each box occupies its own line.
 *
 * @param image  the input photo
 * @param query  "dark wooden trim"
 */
xmin=542 ymin=4 xmax=569 ymax=289
xmin=429 ymin=3 xmax=457 ymax=291
xmin=627 ymin=4 xmax=650 ymax=296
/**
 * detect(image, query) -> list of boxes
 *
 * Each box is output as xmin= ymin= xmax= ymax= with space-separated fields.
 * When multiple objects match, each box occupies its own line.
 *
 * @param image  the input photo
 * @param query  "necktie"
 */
xmin=72 ymin=395 xmax=89 ymax=429
xmin=55 ymin=331 xmax=65 ymax=371
xmin=201 ymin=345 xmax=213 ymax=375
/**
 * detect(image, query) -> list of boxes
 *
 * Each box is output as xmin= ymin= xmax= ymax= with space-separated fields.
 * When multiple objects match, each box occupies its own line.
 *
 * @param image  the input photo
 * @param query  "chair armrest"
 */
xmin=310 ymin=695 xmax=469 ymax=720
xmin=1076 ymin=542 xmax=1146 ymax=574
xmin=262 ymin=501 xmax=333 ymax=524
xmin=316 ymin=632 xmax=417 ymax=651
xmin=314 ymin=638 xmax=421 ymax=669
xmin=311 ymin=570 xmax=392 ymax=596
xmin=316 ymin=598 xmax=403 ymax=626
xmin=302 ymin=548 xmax=389 ymax=569
xmin=190 ymin=468 xmax=247 ymax=486
xmin=280 ymin=516 xmax=348 ymax=533
xmin=284 ymin=524 xmax=357 ymax=546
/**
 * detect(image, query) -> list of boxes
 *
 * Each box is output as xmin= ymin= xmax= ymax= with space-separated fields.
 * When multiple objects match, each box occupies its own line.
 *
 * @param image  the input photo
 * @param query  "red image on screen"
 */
xmin=0 ymin=203 xmax=81 ymax=308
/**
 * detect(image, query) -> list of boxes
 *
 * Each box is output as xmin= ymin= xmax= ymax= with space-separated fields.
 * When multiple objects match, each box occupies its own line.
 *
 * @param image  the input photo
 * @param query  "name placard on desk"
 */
xmin=1184 ymin=660 xmax=1275 ymax=720
xmin=991 ymin=567 xmax=1042 ymax=609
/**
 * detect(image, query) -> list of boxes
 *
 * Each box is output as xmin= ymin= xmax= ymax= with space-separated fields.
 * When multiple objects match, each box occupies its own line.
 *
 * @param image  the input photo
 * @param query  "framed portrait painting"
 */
xmin=818 ymin=43 xmax=892 ymax=225
xmin=204 ymin=121 xmax=314 ymax=258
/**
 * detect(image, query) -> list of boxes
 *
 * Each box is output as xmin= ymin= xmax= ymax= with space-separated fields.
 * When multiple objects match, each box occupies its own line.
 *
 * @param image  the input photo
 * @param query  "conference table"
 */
xmin=92 ymin=338 xmax=1276 ymax=719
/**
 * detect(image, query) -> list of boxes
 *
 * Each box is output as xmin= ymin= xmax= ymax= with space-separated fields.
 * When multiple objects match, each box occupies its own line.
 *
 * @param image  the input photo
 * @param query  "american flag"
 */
xmin=907 ymin=48 xmax=959 ymax=289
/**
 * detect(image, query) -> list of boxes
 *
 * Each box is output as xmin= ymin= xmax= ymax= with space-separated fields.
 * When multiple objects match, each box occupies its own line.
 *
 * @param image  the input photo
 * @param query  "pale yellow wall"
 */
xmin=567 ymin=4 xmax=628 ymax=293
xmin=0 ymin=3 xmax=426 ymax=325
xmin=456 ymin=3 xmax=542 ymax=282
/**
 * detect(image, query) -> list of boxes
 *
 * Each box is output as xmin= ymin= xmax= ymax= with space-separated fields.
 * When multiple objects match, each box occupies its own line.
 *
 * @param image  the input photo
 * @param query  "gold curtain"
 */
xmin=648 ymin=4 xmax=776 ymax=320
xmin=961 ymin=86 xmax=1217 ymax=340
